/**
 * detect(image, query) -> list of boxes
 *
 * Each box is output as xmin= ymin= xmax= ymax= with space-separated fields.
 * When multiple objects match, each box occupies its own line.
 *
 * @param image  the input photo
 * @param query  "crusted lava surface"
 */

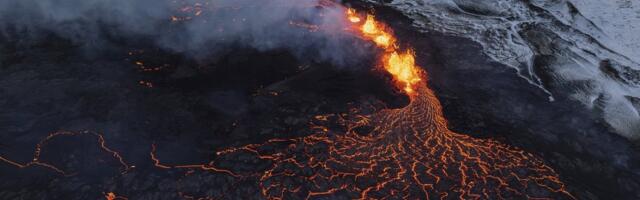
xmin=0 ymin=43 xmax=573 ymax=198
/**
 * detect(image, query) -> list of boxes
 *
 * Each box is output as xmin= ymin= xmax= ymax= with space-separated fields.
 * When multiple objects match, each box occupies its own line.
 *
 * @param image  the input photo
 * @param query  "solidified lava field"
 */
xmin=1 ymin=0 xmax=638 ymax=200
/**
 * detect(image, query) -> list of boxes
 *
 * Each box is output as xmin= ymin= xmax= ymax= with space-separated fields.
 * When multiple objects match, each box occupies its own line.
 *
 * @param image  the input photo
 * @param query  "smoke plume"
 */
xmin=0 ymin=0 xmax=372 ymax=67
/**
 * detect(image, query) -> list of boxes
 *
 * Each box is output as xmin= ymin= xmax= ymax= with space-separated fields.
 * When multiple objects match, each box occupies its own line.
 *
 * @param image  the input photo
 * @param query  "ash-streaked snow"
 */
xmin=362 ymin=0 xmax=640 ymax=140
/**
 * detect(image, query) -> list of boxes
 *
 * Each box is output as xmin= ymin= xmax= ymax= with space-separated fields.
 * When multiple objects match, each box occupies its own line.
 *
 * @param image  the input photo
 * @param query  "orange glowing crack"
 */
xmin=0 ymin=131 xmax=131 ymax=176
xmin=150 ymin=143 xmax=239 ymax=178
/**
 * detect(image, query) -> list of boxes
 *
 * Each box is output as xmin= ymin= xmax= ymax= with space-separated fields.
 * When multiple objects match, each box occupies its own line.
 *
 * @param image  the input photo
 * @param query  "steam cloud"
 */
xmin=0 ymin=0 xmax=372 ymax=67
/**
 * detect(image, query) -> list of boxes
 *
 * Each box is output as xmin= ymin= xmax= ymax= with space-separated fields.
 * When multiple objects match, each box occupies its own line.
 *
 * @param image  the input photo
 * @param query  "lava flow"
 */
xmin=0 ymin=3 xmax=575 ymax=200
xmin=154 ymin=8 xmax=576 ymax=199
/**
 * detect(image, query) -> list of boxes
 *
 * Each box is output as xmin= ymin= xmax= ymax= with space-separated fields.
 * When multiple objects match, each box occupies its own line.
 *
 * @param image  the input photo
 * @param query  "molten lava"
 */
xmin=360 ymin=14 xmax=395 ymax=49
xmin=362 ymin=14 xmax=379 ymax=35
xmin=373 ymin=32 xmax=393 ymax=48
xmin=385 ymin=50 xmax=421 ymax=94
xmin=347 ymin=11 xmax=421 ymax=95
xmin=347 ymin=8 xmax=361 ymax=23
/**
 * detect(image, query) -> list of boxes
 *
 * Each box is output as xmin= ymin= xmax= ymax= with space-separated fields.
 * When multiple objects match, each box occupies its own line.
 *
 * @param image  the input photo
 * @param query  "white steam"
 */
xmin=0 ymin=0 xmax=371 ymax=67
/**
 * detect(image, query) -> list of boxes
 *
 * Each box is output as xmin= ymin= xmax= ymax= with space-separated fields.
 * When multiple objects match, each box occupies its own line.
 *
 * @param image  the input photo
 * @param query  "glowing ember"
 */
xmin=105 ymin=192 xmax=116 ymax=200
xmin=104 ymin=192 xmax=127 ymax=200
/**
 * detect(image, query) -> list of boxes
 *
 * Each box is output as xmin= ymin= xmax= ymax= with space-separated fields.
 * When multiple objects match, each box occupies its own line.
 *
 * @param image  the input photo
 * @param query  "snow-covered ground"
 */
xmin=569 ymin=0 xmax=640 ymax=63
xmin=363 ymin=0 xmax=640 ymax=140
